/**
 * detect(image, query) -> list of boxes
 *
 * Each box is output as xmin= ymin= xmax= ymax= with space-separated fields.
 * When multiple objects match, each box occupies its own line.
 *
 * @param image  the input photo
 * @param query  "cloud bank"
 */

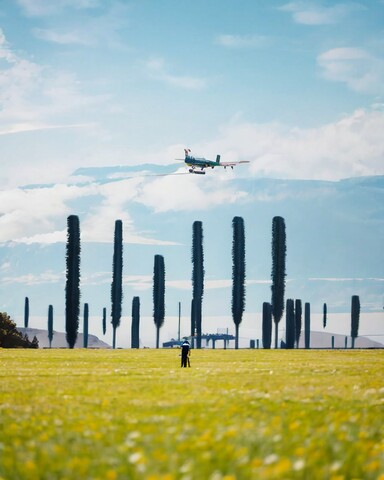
xmin=197 ymin=108 xmax=384 ymax=180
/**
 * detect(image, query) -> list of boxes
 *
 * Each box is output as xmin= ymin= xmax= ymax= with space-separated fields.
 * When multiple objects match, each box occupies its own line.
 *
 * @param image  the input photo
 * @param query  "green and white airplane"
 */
xmin=179 ymin=148 xmax=249 ymax=175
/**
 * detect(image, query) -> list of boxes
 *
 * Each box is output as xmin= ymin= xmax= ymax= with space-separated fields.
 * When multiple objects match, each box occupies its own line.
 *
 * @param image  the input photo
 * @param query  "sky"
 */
xmin=0 ymin=0 xmax=383 ymax=347
xmin=1 ymin=0 xmax=384 ymax=185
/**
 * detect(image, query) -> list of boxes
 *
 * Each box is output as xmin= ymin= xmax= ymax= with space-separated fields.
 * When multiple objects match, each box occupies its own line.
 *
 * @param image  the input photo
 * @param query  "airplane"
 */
xmin=178 ymin=148 xmax=249 ymax=175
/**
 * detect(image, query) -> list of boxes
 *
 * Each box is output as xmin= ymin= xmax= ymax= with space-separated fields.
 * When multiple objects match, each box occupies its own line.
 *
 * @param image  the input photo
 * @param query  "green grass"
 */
xmin=0 ymin=349 xmax=383 ymax=480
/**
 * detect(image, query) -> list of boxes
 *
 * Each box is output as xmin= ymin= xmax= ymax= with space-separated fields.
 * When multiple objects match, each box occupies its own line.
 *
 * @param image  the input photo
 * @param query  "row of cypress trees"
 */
xmin=63 ymin=213 xmax=279 ymax=349
xmin=63 ymin=212 xmax=360 ymax=349
xmin=64 ymin=214 xmax=166 ymax=349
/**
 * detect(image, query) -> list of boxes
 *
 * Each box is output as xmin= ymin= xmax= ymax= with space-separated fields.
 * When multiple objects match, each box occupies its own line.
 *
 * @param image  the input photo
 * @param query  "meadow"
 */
xmin=0 ymin=349 xmax=383 ymax=480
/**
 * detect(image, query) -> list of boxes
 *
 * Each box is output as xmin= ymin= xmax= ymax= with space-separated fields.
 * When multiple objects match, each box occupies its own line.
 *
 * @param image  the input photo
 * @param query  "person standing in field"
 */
xmin=181 ymin=340 xmax=190 ymax=368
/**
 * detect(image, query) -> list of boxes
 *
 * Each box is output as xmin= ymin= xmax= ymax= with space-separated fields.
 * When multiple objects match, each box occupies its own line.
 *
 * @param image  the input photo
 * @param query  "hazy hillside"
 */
xmin=296 ymin=331 xmax=382 ymax=349
xmin=19 ymin=328 xmax=111 ymax=349
xmin=18 ymin=327 xmax=382 ymax=349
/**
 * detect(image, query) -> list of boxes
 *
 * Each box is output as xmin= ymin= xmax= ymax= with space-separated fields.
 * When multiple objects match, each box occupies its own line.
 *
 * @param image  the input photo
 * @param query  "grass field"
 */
xmin=0 ymin=349 xmax=383 ymax=480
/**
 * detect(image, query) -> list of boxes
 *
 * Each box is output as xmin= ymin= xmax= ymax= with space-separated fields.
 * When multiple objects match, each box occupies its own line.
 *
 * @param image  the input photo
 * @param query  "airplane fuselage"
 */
xmin=185 ymin=155 xmax=219 ymax=169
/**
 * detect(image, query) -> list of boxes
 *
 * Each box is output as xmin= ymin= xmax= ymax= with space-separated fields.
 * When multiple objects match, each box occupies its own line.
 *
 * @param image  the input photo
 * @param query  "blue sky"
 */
xmin=0 ymin=1 xmax=383 ymax=346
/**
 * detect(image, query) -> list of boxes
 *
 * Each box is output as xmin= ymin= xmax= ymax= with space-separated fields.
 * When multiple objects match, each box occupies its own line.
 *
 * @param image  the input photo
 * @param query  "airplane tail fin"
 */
xmin=216 ymin=154 xmax=221 ymax=164
xmin=184 ymin=148 xmax=191 ymax=157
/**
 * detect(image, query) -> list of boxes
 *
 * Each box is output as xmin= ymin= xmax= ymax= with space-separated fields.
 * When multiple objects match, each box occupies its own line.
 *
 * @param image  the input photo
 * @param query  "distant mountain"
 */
xmin=19 ymin=328 xmax=111 ymax=349
xmin=296 ymin=331 xmax=383 ymax=349
xmin=19 ymin=328 xmax=382 ymax=349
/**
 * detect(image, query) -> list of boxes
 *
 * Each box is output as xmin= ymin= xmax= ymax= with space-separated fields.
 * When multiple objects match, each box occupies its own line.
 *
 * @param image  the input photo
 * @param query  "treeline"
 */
xmin=0 ymin=312 xmax=39 ymax=348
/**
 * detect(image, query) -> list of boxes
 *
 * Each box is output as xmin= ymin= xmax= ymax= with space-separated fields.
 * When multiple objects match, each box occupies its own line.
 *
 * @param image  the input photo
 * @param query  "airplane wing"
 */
xmin=219 ymin=161 xmax=250 ymax=167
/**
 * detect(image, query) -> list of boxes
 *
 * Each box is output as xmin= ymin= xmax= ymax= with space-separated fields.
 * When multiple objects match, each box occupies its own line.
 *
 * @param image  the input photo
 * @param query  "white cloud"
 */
xmin=0 ymin=179 xmax=181 ymax=246
xmin=0 ymin=183 xmax=96 ymax=244
xmin=78 ymin=178 xmax=180 ymax=245
xmin=33 ymin=28 xmax=95 ymax=46
xmin=0 ymin=29 xmax=107 ymax=135
xmin=215 ymin=34 xmax=271 ymax=49
xmin=198 ymin=108 xmax=384 ymax=180
xmin=317 ymin=47 xmax=384 ymax=95
xmin=279 ymin=2 xmax=364 ymax=25
xmin=31 ymin=2 xmax=129 ymax=48
xmin=0 ymin=29 xmax=115 ymax=187
xmin=123 ymin=275 xmax=152 ymax=290
xmin=133 ymin=278 xmax=271 ymax=292
xmin=309 ymin=277 xmax=384 ymax=282
xmin=0 ymin=271 xmax=62 ymax=285
xmin=0 ymin=261 xmax=11 ymax=272
xmin=16 ymin=0 xmax=101 ymax=17
xmin=15 ymin=230 xmax=67 ymax=244
xmin=0 ymin=29 xmax=15 ymax=61
xmin=135 ymin=173 xmax=247 ymax=213
xmin=144 ymin=57 xmax=206 ymax=90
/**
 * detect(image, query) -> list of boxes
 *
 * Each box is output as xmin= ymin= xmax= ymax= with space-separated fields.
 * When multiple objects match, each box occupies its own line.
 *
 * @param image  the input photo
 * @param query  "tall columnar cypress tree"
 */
xmin=153 ymin=254 xmax=165 ymax=348
xmin=111 ymin=219 xmax=123 ymax=349
xmin=262 ymin=302 xmax=272 ymax=349
xmin=304 ymin=302 xmax=311 ymax=349
xmin=131 ymin=296 xmax=140 ymax=349
xmin=48 ymin=305 xmax=54 ymax=348
xmin=83 ymin=303 xmax=89 ymax=348
xmin=271 ymin=216 xmax=286 ymax=349
xmin=232 ymin=216 xmax=246 ymax=349
xmin=295 ymin=299 xmax=302 ymax=348
xmin=102 ymin=307 xmax=107 ymax=335
xmin=351 ymin=295 xmax=360 ymax=349
xmin=192 ymin=221 xmax=204 ymax=349
xmin=24 ymin=297 xmax=29 ymax=328
xmin=65 ymin=215 xmax=81 ymax=349
xmin=323 ymin=303 xmax=327 ymax=329
xmin=285 ymin=298 xmax=295 ymax=349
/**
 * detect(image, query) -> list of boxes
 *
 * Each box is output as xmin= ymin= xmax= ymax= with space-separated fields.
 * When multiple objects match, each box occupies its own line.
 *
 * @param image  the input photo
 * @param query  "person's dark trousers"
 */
xmin=181 ymin=353 xmax=188 ymax=367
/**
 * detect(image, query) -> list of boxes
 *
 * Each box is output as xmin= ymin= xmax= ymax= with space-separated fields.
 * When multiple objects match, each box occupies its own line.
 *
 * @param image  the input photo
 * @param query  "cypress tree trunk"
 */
xmin=48 ymin=305 xmax=53 ymax=348
xmin=190 ymin=298 xmax=195 ymax=349
xmin=304 ymin=302 xmax=311 ymax=349
xmin=323 ymin=303 xmax=327 ymax=329
xmin=232 ymin=216 xmax=246 ymax=350
xmin=24 ymin=297 xmax=29 ymax=329
xmin=271 ymin=216 xmax=286 ymax=349
xmin=102 ymin=307 xmax=106 ymax=335
xmin=285 ymin=299 xmax=295 ymax=349
xmin=262 ymin=302 xmax=272 ymax=349
xmin=111 ymin=220 xmax=123 ymax=349
xmin=131 ymin=296 xmax=140 ymax=348
xmin=153 ymin=255 xmax=165 ymax=348
xmin=192 ymin=221 xmax=204 ymax=349
xmin=295 ymin=299 xmax=302 ymax=348
xmin=351 ymin=295 xmax=360 ymax=349
xmin=83 ymin=303 xmax=89 ymax=348
xmin=65 ymin=215 xmax=81 ymax=349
